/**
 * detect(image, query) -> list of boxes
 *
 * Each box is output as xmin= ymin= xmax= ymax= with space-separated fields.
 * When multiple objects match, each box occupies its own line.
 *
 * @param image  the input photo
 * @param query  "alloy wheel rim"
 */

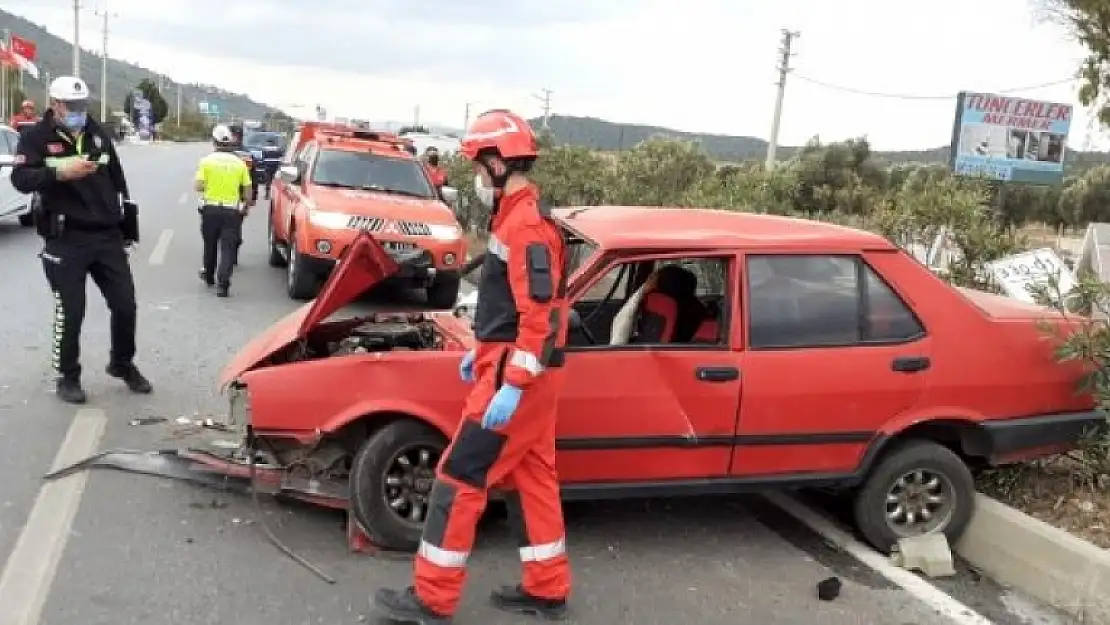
xmin=381 ymin=444 xmax=441 ymax=526
xmin=884 ymin=468 xmax=955 ymax=537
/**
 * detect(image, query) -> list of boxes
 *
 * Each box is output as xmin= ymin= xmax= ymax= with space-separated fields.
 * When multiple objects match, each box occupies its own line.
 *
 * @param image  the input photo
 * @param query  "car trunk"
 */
xmin=219 ymin=233 xmax=472 ymax=387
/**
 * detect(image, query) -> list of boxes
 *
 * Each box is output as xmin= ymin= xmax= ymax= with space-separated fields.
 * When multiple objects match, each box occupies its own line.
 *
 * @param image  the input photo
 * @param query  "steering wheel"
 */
xmin=568 ymin=309 xmax=598 ymax=345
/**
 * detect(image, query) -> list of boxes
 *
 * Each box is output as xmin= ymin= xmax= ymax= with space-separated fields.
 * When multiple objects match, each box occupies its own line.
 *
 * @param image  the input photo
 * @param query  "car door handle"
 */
xmin=696 ymin=366 xmax=739 ymax=382
xmin=892 ymin=356 xmax=930 ymax=373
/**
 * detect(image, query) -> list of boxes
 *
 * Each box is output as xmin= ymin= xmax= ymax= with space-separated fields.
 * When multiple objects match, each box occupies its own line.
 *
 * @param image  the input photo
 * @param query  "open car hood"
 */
xmin=219 ymin=232 xmax=399 ymax=386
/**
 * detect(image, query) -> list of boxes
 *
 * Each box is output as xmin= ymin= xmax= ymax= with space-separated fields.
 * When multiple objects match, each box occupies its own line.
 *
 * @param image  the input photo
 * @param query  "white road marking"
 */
xmin=0 ymin=408 xmax=107 ymax=625
xmin=147 ymin=229 xmax=174 ymax=265
xmin=764 ymin=492 xmax=995 ymax=625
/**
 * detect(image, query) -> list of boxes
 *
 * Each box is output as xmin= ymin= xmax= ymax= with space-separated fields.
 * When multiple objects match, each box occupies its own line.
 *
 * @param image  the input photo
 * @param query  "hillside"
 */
xmin=0 ymin=9 xmax=279 ymax=121
xmin=535 ymin=114 xmax=1110 ymax=171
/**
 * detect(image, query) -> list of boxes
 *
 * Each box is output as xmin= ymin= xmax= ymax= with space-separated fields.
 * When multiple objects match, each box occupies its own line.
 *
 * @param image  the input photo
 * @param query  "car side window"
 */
xmin=747 ymin=254 xmax=923 ymax=349
xmin=0 ymin=130 xmax=14 ymax=155
xmin=569 ymin=255 xmax=732 ymax=349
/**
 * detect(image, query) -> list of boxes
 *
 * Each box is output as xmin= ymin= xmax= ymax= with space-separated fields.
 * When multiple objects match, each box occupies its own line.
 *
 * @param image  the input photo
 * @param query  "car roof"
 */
xmin=315 ymin=137 xmax=414 ymax=159
xmin=553 ymin=206 xmax=897 ymax=252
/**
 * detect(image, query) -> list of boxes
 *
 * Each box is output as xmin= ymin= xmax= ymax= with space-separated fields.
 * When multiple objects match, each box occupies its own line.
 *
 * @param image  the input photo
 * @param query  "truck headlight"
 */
xmin=427 ymin=224 xmax=461 ymax=242
xmin=308 ymin=210 xmax=350 ymax=229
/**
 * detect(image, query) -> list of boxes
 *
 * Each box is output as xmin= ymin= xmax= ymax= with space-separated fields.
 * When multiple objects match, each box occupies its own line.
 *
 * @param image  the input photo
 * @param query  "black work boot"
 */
xmin=105 ymin=363 xmax=153 ymax=394
xmin=490 ymin=585 xmax=568 ymax=620
xmin=198 ymin=268 xmax=214 ymax=286
xmin=55 ymin=377 xmax=87 ymax=404
xmin=216 ymin=284 xmax=230 ymax=298
xmin=373 ymin=587 xmax=452 ymax=624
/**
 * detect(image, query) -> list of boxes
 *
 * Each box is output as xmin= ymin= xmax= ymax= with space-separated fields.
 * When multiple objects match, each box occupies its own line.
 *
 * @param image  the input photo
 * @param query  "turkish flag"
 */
xmin=9 ymin=34 xmax=35 ymax=62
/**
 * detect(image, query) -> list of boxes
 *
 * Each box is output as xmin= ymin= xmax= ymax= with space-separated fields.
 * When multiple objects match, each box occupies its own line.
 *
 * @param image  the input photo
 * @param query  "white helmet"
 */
xmin=211 ymin=125 xmax=234 ymax=144
xmin=48 ymin=76 xmax=90 ymax=103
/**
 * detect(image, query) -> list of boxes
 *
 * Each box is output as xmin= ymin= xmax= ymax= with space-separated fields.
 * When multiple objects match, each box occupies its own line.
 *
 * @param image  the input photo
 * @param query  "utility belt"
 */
xmin=32 ymin=196 xmax=126 ymax=241
xmin=480 ymin=340 xmax=566 ymax=369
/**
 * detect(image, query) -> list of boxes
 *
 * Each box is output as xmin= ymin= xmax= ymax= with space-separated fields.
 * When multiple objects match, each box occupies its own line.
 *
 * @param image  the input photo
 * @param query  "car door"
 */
xmin=555 ymin=252 xmax=743 ymax=486
xmin=731 ymin=252 xmax=930 ymax=478
xmin=0 ymin=129 xmax=24 ymax=218
xmin=278 ymin=141 xmax=314 ymax=240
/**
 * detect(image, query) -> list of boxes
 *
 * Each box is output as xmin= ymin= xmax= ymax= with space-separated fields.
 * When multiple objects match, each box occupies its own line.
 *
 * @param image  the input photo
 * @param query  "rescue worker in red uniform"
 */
xmin=374 ymin=109 xmax=572 ymax=624
xmin=9 ymin=100 xmax=39 ymax=129
xmin=423 ymin=146 xmax=448 ymax=189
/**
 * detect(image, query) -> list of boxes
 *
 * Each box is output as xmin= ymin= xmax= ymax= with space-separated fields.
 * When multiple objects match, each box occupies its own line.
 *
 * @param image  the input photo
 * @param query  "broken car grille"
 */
xmin=347 ymin=216 xmax=432 ymax=236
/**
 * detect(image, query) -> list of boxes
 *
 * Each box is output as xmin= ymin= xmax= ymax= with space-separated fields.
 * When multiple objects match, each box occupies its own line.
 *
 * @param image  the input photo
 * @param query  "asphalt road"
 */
xmin=0 ymin=142 xmax=1075 ymax=625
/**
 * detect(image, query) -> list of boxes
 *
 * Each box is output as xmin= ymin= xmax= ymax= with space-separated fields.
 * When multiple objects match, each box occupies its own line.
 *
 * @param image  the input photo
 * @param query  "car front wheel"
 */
xmin=349 ymin=419 xmax=447 ymax=551
xmin=852 ymin=439 xmax=975 ymax=553
xmin=285 ymin=232 xmax=318 ymax=300
xmin=267 ymin=210 xmax=286 ymax=268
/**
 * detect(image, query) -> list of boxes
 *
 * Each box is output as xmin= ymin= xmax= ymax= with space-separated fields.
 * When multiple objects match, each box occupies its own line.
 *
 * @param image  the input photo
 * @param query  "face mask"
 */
xmin=62 ymin=111 xmax=87 ymax=130
xmin=473 ymin=173 xmax=495 ymax=207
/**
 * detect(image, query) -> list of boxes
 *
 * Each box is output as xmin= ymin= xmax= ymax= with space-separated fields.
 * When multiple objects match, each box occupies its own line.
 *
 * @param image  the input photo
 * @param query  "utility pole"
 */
xmin=413 ymin=104 xmax=420 ymax=127
xmin=175 ymin=82 xmax=182 ymax=125
xmin=95 ymin=6 xmax=117 ymax=122
xmin=463 ymin=102 xmax=470 ymax=132
xmin=1 ymin=30 xmax=9 ymax=120
xmin=765 ymin=29 xmax=799 ymax=171
xmin=42 ymin=70 xmax=51 ymax=107
xmin=72 ymin=0 xmax=82 ymax=76
xmin=533 ymin=88 xmax=552 ymax=129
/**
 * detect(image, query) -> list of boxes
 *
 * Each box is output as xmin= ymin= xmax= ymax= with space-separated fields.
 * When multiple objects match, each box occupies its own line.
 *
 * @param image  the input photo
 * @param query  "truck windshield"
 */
xmin=311 ymin=149 xmax=436 ymax=199
xmin=244 ymin=132 xmax=284 ymax=149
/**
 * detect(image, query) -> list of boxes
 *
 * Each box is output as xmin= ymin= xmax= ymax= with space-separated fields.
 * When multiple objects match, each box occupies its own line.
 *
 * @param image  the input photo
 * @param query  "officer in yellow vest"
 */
xmin=195 ymin=124 xmax=253 ymax=297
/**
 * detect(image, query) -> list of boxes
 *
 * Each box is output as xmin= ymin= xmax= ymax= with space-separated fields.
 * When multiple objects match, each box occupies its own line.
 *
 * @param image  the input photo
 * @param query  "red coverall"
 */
xmin=413 ymin=182 xmax=571 ymax=616
xmin=424 ymin=163 xmax=447 ymax=188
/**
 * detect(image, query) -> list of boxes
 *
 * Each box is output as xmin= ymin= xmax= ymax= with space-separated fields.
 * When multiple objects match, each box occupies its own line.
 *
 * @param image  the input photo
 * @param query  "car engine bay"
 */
xmin=327 ymin=319 xmax=440 ymax=355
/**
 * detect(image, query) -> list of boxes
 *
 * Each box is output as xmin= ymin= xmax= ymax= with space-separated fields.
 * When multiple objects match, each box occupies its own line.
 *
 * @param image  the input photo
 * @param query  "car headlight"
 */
xmin=308 ymin=210 xmax=350 ymax=229
xmin=427 ymin=224 xmax=462 ymax=242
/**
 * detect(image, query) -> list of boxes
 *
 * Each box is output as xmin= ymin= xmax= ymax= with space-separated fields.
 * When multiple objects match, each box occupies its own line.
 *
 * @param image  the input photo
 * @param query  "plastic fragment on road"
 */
xmin=889 ymin=534 xmax=956 ymax=578
xmin=816 ymin=576 xmax=841 ymax=601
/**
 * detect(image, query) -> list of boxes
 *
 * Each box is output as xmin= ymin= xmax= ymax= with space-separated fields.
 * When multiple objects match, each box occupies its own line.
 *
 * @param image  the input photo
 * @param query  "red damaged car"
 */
xmin=218 ymin=206 xmax=1100 ymax=553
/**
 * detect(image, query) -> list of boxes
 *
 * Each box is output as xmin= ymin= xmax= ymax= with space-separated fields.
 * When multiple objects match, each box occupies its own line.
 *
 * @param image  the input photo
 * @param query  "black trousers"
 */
xmin=200 ymin=205 xmax=243 ymax=286
xmin=40 ymin=228 xmax=138 ymax=380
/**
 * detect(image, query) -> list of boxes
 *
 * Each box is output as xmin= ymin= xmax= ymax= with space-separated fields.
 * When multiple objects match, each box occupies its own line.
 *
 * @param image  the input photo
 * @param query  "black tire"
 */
xmin=349 ymin=419 xmax=447 ymax=552
xmin=267 ymin=210 xmax=286 ymax=268
xmin=852 ymin=439 xmax=975 ymax=553
xmin=426 ymin=271 xmax=461 ymax=309
xmin=17 ymin=212 xmax=33 ymax=227
xmin=285 ymin=229 xmax=318 ymax=300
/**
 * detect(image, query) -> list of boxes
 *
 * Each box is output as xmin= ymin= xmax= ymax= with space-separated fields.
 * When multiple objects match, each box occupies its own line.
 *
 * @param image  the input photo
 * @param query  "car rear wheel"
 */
xmin=852 ymin=439 xmax=975 ymax=553
xmin=267 ymin=210 xmax=286 ymax=268
xmin=426 ymin=271 xmax=461 ymax=309
xmin=349 ymin=419 xmax=447 ymax=551
xmin=286 ymin=231 xmax=319 ymax=300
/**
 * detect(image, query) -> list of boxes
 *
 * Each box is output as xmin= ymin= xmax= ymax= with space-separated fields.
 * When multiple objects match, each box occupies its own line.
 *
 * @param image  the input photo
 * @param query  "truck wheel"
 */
xmin=349 ymin=420 xmax=447 ymax=552
xmin=426 ymin=272 xmax=461 ymax=310
xmin=267 ymin=210 xmax=286 ymax=268
xmin=853 ymin=439 xmax=975 ymax=553
xmin=286 ymin=232 xmax=318 ymax=300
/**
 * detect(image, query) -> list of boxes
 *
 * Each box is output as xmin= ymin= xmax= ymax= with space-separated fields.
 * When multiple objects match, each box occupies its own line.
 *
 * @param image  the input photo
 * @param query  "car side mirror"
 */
xmin=440 ymin=185 xmax=459 ymax=205
xmin=0 ymin=154 xmax=15 ymax=167
xmin=279 ymin=164 xmax=300 ymax=184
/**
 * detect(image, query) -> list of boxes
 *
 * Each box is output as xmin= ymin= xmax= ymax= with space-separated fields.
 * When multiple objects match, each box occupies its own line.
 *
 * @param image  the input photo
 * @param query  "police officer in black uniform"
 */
xmin=11 ymin=76 xmax=153 ymax=404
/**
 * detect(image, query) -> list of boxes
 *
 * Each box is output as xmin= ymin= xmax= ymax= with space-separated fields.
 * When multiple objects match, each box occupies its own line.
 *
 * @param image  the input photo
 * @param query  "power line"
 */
xmin=792 ymin=74 xmax=1077 ymax=101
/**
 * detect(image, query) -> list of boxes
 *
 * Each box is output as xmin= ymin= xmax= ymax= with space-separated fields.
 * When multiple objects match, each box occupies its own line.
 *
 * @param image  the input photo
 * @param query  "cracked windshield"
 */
xmin=1 ymin=0 xmax=1109 ymax=624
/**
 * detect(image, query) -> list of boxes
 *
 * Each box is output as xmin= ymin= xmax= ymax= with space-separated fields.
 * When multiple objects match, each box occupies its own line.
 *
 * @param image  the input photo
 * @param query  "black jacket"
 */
xmin=11 ymin=109 xmax=130 ymax=230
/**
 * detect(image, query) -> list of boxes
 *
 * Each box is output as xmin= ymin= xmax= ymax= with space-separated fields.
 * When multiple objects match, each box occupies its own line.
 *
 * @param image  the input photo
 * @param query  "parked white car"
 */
xmin=0 ymin=125 xmax=32 ymax=226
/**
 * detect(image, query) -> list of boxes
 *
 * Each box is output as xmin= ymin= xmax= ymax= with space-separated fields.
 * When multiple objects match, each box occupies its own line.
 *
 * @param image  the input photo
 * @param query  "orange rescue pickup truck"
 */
xmin=268 ymin=123 xmax=465 ymax=305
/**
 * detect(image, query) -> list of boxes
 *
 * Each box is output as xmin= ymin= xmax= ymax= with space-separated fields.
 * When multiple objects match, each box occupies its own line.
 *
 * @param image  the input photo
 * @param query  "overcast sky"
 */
xmin=5 ymin=0 xmax=1103 ymax=150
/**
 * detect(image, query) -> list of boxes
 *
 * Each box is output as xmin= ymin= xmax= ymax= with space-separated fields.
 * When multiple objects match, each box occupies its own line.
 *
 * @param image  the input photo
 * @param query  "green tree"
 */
xmin=1046 ymin=0 xmax=1110 ymax=123
xmin=398 ymin=125 xmax=429 ymax=135
xmin=122 ymin=78 xmax=168 ymax=124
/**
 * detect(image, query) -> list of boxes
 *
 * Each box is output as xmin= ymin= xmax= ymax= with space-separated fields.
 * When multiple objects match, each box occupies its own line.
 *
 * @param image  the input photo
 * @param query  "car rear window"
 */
xmin=311 ymin=149 xmax=436 ymax=199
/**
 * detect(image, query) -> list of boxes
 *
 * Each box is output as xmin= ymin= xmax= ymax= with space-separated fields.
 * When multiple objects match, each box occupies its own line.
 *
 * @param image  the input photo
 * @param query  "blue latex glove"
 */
xmin=482 ymin=384 xmax=523 ymax=430
xmin=459 ymin=350 xmax=476 ymax=383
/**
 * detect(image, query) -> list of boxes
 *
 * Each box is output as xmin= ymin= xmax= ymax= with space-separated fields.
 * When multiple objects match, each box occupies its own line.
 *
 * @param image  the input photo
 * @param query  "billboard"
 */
xmin=949 ymin=92 xmax=1072 ymax=184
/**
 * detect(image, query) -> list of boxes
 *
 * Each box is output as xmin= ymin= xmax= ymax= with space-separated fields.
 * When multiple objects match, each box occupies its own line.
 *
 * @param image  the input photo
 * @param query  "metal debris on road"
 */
xmin=129 ymin=417 xmax=168 ymax=426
